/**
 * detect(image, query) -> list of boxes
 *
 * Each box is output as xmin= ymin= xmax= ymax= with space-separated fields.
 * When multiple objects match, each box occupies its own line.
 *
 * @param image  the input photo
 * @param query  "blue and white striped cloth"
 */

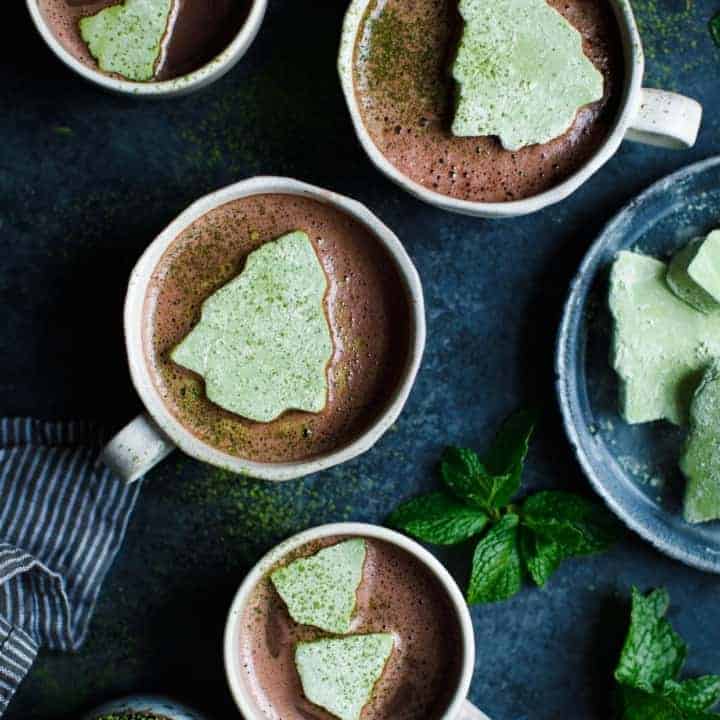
xmin=0 ymin=419 xmax=142 ymax=714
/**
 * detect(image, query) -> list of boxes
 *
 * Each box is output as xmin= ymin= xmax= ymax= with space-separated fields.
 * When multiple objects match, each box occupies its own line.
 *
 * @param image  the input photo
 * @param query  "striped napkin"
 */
xmin=0 ymin=419 xmax=142 ymax=714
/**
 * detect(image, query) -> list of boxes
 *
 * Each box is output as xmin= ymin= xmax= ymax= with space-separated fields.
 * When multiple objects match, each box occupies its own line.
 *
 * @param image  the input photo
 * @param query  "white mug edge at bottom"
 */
xmin=223 ymin=522 xmax=477 ymax=720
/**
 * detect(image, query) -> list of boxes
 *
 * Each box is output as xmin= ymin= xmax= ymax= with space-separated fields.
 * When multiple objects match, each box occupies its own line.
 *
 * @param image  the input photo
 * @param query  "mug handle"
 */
xmin=625 ymin=88 xmax=702 ymax=150
xmin=100 ymin=413 xmax=175 ymax=483
xmin=459 ymin=700 xmax=491 ymax=720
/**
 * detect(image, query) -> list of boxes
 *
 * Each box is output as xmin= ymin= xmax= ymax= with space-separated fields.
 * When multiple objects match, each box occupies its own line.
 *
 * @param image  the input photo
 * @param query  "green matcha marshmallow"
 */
xmin=171 ymin=231 xmax=333 ymax=423
xmin=452 ymin=0 xmax=604 ymax=150
xmin=667 ymin=231 xmax=720 ymax=314
xmin=681 ymin=360 xmax=720 ymax=524
xmin=271 ymin=539 xmax=366 ymax=634
xmin=80 ymin=0 xmax=174 ymax=82
xmin=295 ymin=634 xmax=394 ymax=720
xmin=609 ymin=251 xmax=720 ymax=426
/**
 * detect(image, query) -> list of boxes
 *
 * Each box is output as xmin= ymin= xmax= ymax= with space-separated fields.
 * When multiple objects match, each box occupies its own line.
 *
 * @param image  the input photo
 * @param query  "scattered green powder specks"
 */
xmin=363 ymin=7 xmax=405 ymax=86
xmin=172 ymin=45 xmax=345 ymax=178
xmin=632 ymin=0 xmax=702 ymax=88
xmin=172 ymin=463 xmax=360 ymax=562
xmin=359 ymin=3 xmax=445 ymax=117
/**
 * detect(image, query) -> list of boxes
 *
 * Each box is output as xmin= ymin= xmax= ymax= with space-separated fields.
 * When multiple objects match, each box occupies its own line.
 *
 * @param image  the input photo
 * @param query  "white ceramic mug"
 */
xmin=83 ymin=695 xmax=208 ymax=720
xmin=101 ymin=177 xmax=426 ymax=483
xmin=26 ymin=0 xmax=268 ymax=97
xmin=223 ymin=522 xmax=490 ymax=720
xmin=338 ymin=0 xmax=703 ymax=218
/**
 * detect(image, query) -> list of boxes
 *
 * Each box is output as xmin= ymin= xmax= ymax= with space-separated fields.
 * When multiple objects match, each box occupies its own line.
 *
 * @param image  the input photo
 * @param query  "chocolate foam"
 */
xmin=239 ymin=536 xmax=463 ymax=720
xmin=37 ymin=0 xmax=249 ymax=81
xmin=144 ymin=193 xmax=412 ymax=464
xmin=353 ymin=0 xmax=624 ymax=203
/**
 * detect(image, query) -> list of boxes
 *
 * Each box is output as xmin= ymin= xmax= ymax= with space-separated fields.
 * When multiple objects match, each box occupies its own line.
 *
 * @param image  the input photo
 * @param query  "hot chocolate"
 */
xmin=144 ymin=193 xmax=412 ymax=464
xmin=38 ymin=0 xmax=250 ymax=81
xmin=353 ymin=0 xmax=624 ymax=203
xmin=239 ymin=536 xmax=463 ymax=720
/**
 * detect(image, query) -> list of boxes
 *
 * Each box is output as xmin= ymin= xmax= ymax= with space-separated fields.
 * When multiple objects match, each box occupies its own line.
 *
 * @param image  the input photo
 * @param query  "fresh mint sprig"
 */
xmin=615 ymin=587 xmax=720 ymax=718
xmin=387 ymin=409 xmax=619 ymax=605
xmin=711 ymin=12 xmax=720 ymax=48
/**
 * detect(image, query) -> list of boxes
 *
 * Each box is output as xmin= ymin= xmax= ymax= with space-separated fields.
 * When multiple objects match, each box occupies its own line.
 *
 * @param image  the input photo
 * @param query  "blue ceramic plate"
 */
xmin=557 ymin=156 xmax=720 ymax=573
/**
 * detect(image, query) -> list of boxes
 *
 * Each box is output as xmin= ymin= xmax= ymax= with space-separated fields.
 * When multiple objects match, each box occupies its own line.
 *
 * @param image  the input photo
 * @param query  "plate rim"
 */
xmin=556 ymin=154 xmax=720 ymax=574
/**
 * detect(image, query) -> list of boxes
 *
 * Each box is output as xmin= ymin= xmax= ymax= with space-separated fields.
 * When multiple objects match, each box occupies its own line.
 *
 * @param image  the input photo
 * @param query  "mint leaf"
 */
xmin=663 ymin=677 xmax=720 ymax=713
xmin=521 ymin=491 xmax=618 ymax=556
xmin=615 ymin=588 xmax=687 ymax=693
xmin=467 ymin=514 xmax=522 ymax=604
xmin=519 ymin=491 xmax=616 ymax=586
xmin=440 ymin=446 xmax=487 ymax=506
xmin=620 ymin=686 xmax=678 ymax=720
xmin=386 ymin=409 xmax=617 ymax=608
xmin=711 ymin=13 xmax=720 ymax=49
xmin=520 ymin=491 xmax=616 ymax=586
xmin=519 ymin=526 xmax=563 ymax=587
xmin=620 ymin=686 xmax=681 ymax=720
xmin=387 ymin=492 xmax=488 ymax=545
xmin=484 ymin=408 xmax=537 ymax=482
xmin=620 ymin=685 xmax=719 ymax=719
xmin=441 ymin=447 xmax=515 ymax=511
xmin=615 ymin=589 xmax=720 ymax=719
xmin=440 ymin=409 xmax=535 ymax=511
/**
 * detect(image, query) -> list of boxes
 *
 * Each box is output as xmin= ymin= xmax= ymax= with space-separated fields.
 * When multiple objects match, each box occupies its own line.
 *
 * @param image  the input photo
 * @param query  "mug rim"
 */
xmin=338 ymin=0 xmax=645 ymax=218
xmin=83 ymin=695 xmax=208 ymax=720
xmin=123 ymin=176 xmax=427 ymax=482
xmin=223 ymin=522 xmax=476 ymax=720
xmin=25 ymin=0 xmax=268 ymax=97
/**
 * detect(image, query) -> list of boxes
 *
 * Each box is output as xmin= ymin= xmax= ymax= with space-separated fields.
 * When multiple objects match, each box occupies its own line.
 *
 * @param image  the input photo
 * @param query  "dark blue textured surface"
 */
xmin=1 ymin=2 xmax=719 ymax=719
